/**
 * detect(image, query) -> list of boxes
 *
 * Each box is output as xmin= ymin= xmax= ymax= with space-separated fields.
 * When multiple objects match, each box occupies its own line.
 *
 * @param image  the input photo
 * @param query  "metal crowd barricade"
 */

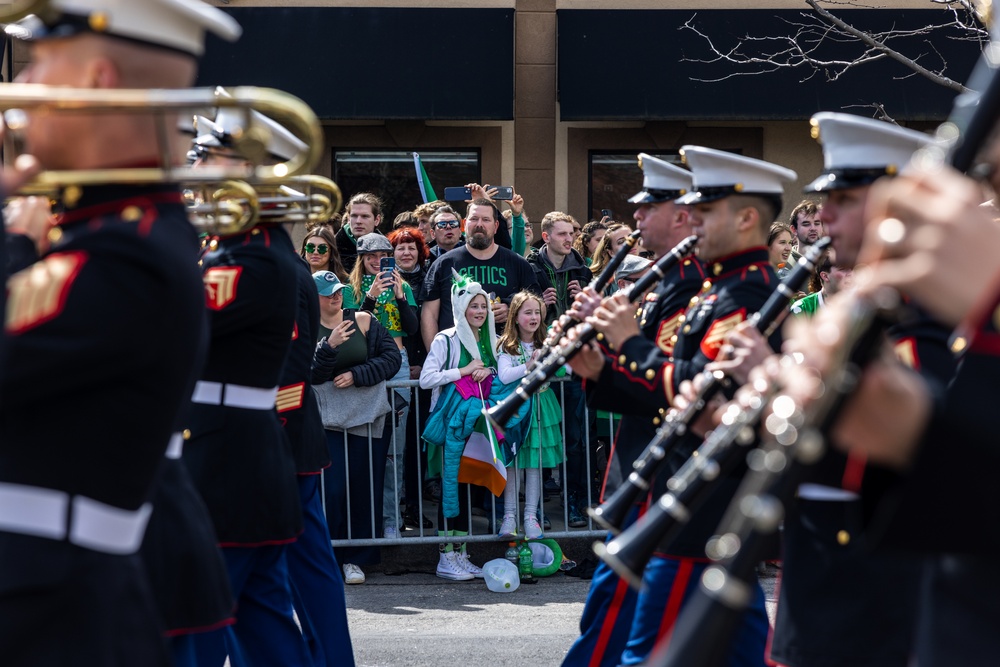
xmin=325 ymin=376 xmax=612 ymax=548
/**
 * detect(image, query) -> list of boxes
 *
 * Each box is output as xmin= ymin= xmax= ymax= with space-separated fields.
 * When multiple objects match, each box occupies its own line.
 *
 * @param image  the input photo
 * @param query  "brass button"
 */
xmin=689 ymin=296 xmax=700 ymax=306
xmin=121 ymin=205 xmax=142 ymax=222
xmin=713 ymin=263 xmax=722 ymax=276
xmin=703 ymin=281 xmax=712 ymax=290
xmin=733 ymin=182 xmax=744 ymax=192
xmin=251 ymin=228 xmax=261 ymax=235
xmin=683 ymin=259 xmax=691 ymax=266
xmin=652 ymin=417 xmax=661 ymax=426
xmin=88 ymin=11 xmax=109 ymax=32
xmin=618 ymin=355 xmax=627 ymax=365
xmin=645 ymin=369 xmax=655 ymax=380
xmin=182 ymin=429 xmax=192 ymax=440
xmin=47 ymin=227 xmax=63 ymax=244
xmin=670 ymin=334 xmax=679 ymax=343
xmin=749 ymin=265 xmax=758 ymax=272
xmin=682 ymin=325 xmax=691 ymax=334
xmin=678 ymin=315 xmax=686 ymax=323
xmin=951 ymin=336 xmax=967 ymax=354
xmin=596 ymin=332 xmax=604 ymax=342
xmin=62 ymin=185 xmax=83 ymax=208
xmin=629 ymin=362 xmax=638 ymax=372
xmin=837 ymin=530 xmax=850 ymax=546
xmin=209 ymin=239 xmax=219 ymax=250
xmin=640 ymin=319 xmax=647 ymax=326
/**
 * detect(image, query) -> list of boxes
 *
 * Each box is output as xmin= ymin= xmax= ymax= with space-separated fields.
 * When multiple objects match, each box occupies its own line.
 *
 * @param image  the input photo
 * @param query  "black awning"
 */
xmin=558 ymin=9 xmax=980 ymax=121
xmin=198 ymin=7 xmax=514 ymax=120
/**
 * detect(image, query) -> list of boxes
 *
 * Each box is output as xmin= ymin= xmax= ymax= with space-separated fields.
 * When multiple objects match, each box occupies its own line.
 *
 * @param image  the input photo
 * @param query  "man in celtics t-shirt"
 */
xmin=789 ymin=252 xmax=852 ymax=316
xmin=421 ymin=199 xmax=540 ymax=349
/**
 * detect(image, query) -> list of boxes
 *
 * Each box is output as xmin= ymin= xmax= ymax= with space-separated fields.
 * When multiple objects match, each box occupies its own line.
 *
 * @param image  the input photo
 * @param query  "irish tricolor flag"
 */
xmin=458 ymin=414 xmax=507 ymax=496
xmin=413 ymin=152 xmax=438 ymax=204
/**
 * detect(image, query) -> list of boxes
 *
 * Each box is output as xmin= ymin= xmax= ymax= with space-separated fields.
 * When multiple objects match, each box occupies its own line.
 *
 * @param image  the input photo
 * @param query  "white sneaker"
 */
xmin=436 ymin=551 xmax=474 ymax=581
xmin=524 ymin=515 xmax=543 ymax=540
xmin=383 ymin=524 xmax=398 ymax=539
xmin=343 ymin=563 xmax=365 ymax=585
xmin=498 ymin=514 xmax=517 ymax=537
xmin=455 ymin=552 xmax=484 ymax=578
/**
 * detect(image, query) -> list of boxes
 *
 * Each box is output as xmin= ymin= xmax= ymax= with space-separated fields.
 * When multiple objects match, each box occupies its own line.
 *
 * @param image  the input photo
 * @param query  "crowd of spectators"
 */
xmin=305 ymin=185 xmax=622 ymax=582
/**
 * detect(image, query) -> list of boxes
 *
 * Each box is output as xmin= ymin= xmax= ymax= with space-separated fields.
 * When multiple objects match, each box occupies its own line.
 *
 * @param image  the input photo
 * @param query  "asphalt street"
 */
xmin=344 ymin=568 xmax=780 ymax=666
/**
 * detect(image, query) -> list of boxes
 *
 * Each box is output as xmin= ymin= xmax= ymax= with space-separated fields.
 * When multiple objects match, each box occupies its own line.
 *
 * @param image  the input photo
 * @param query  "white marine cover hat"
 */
xmin=629 ymin=153 xmax=693 ymax=204
xmin=3 ymin=0 xmax=242 ymax=56
xmin=805 ymin=112 xmax=933 ymax=193
xmin=676 ymin=146 xmax=797 ymax=207
xmin=193 ymin=88 xmax=308 ymax=161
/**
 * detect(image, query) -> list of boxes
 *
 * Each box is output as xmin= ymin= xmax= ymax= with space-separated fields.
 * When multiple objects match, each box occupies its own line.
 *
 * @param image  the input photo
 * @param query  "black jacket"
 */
xmin=311 ymin=313 xmax=402 ymax=387
xmin=526 ymin=245 xmax=593 ymax=324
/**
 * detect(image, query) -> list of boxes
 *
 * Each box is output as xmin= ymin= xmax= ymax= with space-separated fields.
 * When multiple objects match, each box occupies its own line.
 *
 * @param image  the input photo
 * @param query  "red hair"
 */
xmin=387 ymin=227 xmax=430 ymax=264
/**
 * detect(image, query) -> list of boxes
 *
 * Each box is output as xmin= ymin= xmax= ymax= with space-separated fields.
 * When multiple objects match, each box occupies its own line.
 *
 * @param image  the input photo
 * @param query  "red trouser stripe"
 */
xmin=655 ymin=558 xmax=696 ymax=643
xmin=589 ymin=577 xmax=632 ymax=667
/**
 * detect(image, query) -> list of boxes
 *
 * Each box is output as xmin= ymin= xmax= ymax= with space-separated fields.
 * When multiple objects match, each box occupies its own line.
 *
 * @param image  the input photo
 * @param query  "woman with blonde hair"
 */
xmin=589 ymin=223 xmax=637 ymax=295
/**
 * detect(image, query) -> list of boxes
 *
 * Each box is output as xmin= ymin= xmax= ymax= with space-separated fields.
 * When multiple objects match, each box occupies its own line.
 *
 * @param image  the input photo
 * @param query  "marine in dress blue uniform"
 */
xmin=563 ymin=154 xmax=705 ymax=667
xmin=183 ymin=111 xmax=312 ymax=665
xmin=194 ymin=104 xmax=355 ymax=665
xmin=768 ymin=113 xmax=958 ymax=667
xmin=0 ymin=0 xmax=239 ymax=665
xmin=588 ymin=147 xmax=796 ymax=667
xmin=0 ymin=3 xmax=239 ymax=666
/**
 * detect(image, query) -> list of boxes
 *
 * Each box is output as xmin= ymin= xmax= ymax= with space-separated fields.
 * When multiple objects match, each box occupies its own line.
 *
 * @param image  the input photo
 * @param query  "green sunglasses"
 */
xmin=305 ymin=243 xmax=330 ymax=254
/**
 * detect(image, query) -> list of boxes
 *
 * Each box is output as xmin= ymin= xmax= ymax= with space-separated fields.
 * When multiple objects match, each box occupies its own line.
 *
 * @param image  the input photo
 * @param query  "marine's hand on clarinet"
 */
xmin=567 ymin=286 xmax=602 ymax=322
xmin=562 ymin=325 xmax=604 ymax=381
xmin=4 ymin=195 xmax=53 ymax=254
xmin=762 ymin=297 xmax=930 ymax=470
xmin=858 ymin=164 xmax=1000 ymax=328
xmin=674 ymin=373 xmax=723 ymax=438
xmin=587 ymin=291 xmax=640 ymax=350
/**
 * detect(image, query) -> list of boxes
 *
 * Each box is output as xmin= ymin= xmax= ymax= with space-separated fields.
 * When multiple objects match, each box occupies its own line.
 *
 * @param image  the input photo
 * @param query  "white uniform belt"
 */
xmin=798 ymin=483 xmax=860 ymax=502
xmin=0 ymin=483 xmax=152 ymax=555
xmin=191 ymin=381 xmax=278 ymax=410
xmin=164 ymin=432 xmax=184 ymax=460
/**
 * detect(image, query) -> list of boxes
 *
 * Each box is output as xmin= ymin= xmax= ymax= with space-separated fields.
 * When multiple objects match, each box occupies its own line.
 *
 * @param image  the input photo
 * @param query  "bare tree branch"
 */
xmin=679 ymin=0 xmax=986 ymax=92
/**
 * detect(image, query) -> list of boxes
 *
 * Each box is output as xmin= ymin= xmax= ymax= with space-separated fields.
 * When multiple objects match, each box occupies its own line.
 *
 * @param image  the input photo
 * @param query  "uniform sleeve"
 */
xmin=5 ymin=233 xmax=38 ymax=275
xmin=420 ymin=333 xmax=462 ymax=389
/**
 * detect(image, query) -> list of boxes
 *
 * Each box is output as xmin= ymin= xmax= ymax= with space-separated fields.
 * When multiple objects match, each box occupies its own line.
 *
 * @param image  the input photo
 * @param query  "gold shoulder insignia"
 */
xmin=203 ymin=266 xmax=242 ymax=311
xmin=700 ymin=309 xmax=746 ymax=360
xmin=6 ymin=251 xmax=87 ymax=334
xmin=655 ymin=311 xmax=684 ymax=354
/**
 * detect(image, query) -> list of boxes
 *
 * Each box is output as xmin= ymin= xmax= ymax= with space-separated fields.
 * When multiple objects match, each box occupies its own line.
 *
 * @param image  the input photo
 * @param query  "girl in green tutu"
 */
xmin=495 ymin=291 xmax=566 ymax=539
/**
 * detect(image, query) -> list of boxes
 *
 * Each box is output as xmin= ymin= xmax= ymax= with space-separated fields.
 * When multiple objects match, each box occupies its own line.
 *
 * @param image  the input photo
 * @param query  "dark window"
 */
xmin=588 ymin=151 xmax=681 ymax=223
xmin=333 ymin=150 xmax=481 ymax=225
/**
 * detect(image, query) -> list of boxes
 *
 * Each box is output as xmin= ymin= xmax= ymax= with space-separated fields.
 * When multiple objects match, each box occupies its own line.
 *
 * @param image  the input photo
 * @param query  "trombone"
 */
xmin=1 ymin=83 xmax=324 ymax=189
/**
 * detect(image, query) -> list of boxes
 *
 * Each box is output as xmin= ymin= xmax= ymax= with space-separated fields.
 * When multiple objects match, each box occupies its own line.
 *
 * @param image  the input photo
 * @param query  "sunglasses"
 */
xmin=305 ymin=243 xmax=329 ymax=254
xmin=435 ymin=220 xmax=461 ymax=229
